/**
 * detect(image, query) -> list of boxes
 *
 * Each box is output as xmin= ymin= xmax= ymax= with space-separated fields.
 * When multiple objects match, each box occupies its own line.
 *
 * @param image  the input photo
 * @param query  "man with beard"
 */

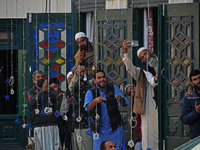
xmin=181 ymin=69 xmax=200 ymax=140
xmin=122 ymin=40 xmax=158 ymax=150
xmin=69 ymin=65 xmax=93 ymax=150
xmin=74 ymin=32 xmax=94 ymax=79
xmin=49 ymin=78 xmax=73 ymax=150
xmin=28 ymin=70 xmax=61 ymax=150
xmin=84 ymin=70 xmax=129 ymax=150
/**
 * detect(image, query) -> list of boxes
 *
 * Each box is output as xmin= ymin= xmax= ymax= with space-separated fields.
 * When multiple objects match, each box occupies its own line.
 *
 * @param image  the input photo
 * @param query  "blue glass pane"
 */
xmin=34 ymin=62 xmax=37 ymax=71
xmin=46 ymin=30 xmax=52 ymax=38
xmin=68 ymin=45 xmax=71 ymax=60
xmin=39 ymin=24 xmax=52 ymax=27
xmin=54 ymin=24 xmax=66 ymax=27
xmin=34 ymin=46 xmax=37 ymax=59
xmin=68 ymin=62 xmax=72 ymax=72
xmin=49 ymin=71 xmax=58 ymax=77
xmin=34 ymin=29 xmax=37 ymax=44
xmin=68 ymin=29 xmax=72 ymax=43
xmin=49 ymin=37 xmax=57 ymax=43
xmin=49 ymin=46 xmax=57 ymax=51
xmin=54 ymin=30 xmax=59 ymax=38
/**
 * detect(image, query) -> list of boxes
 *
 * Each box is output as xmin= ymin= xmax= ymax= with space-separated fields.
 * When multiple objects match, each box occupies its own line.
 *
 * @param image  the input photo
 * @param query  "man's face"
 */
xmin=105 ymin=141 xmax=116 ymax=150
xmin=191 ymin=74 xmax=200 ymax=90
xmin=126 ymin=85 xmax=135 ymax=97
xmin=67 ymin=74 xmax=73 ymax=84
xmin=76 ymin=37 xmax=88 ymax=49
xmin=94 ymin=72 xmax=106 ymax=89
xmin=33 ymin=72 xmax=43 ymax=86
xmin=49 ymin=83 xmax=59 ymax=93
xmin=139 ymin=50 xmax=150 ymax=64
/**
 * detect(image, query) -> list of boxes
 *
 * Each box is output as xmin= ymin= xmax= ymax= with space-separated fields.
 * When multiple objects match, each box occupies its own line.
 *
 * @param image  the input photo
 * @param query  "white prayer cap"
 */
xmin=137 ymin=47 xmax=147 ymax=58
xmin=124 ymin=84 xmax=135 ymax=93
xmin=75 ymin=32 xmax=86 ymax=41
xmin=67 ymin=71 xmax=73 ymax=81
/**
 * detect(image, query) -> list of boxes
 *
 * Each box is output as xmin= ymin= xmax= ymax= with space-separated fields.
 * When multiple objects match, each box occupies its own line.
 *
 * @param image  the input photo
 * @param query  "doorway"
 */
xmin=0 ymin=50 xmax=17 ymax=114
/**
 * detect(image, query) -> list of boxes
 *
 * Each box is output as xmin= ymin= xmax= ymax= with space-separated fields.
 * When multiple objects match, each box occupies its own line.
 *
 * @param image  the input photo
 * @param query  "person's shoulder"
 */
xmin=28 ymin=86 xmax=36 ymax=93
xmin=183 ymin=91 xmax=199 ymax=100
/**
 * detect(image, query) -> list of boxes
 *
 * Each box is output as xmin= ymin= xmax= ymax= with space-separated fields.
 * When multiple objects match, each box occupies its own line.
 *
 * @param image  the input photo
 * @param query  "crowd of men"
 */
xmin=28 ymin=32 xmax=200 ymax=150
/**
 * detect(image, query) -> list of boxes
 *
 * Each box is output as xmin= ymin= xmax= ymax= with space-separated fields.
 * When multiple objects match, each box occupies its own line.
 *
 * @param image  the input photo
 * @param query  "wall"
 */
xmin=168 ymin=0 xmax=193 ymax=4
xmin=0 ymin=0 xmax=71 ymax=18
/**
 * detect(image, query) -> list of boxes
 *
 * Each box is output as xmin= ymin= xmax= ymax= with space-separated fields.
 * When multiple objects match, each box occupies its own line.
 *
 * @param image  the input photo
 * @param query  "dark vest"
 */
xmin=90 ymin=84 xmax=123 ymax=133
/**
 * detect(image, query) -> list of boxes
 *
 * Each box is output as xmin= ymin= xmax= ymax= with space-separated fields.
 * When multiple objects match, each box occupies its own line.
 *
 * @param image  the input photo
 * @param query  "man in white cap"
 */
xmin=136 ymin=46 xmax=158 ymax=74
xmin=67 ymin=71 xmax=73 ymax=85
xmin=122 ymin=40 xmax=158 ymax=150
xmin=74 ymin=32 xmax=94 ymax=79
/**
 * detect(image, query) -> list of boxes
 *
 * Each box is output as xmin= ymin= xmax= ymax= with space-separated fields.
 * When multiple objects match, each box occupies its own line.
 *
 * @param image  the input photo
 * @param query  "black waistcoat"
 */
xmin=90 ymin=83 xmax=123 ymax=133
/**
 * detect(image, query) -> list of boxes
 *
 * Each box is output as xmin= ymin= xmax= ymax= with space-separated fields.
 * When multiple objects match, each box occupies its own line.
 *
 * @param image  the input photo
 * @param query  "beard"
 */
xmin=193 ymin=82 xmax=200 ymax=91
xmin=80 ymin=45 xmax=88 ymax=51
xmin=97 ymin=81 xmax=105 ymax=89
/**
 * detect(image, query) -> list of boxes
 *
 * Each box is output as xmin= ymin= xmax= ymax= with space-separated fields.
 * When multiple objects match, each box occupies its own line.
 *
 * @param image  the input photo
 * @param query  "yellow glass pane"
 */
xmin=115 ymin=59 xmax=122 ymax=65
xmin=41 ymin=58 xmax=49 ymax=64
xmin=56 ymin=58 xmax=65 ymax=64
xmin=172 ymin=59 xmax=178 ymax=65
xmin=183 ymin=59 xmax=189 ymax=64
xmin=105 ymin=59 xmax=111 ymax=65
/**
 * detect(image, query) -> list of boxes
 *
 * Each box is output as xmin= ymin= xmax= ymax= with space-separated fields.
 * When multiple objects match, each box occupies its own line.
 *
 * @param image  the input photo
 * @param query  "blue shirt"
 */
xmin=84 ymin=84 xmax=129 ymax=150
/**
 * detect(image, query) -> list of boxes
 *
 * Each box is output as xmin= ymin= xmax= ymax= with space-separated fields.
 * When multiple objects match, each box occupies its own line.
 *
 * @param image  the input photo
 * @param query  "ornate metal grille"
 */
xmin=97 ymin=20 xmax=128 ymax=90
xmin=168 ymin=16 xmax=194 ymax=102
xmin=167 ymin=16 xmax=194 ymax=137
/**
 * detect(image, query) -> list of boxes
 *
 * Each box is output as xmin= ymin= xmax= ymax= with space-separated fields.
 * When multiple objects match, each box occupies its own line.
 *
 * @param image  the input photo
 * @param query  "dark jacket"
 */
xmin=180 ymin=89 xmax=200 ymax=139
xmin=72 ymin=80 xmax=89 ymax=129
xmin=28 ymin=86 xmax=58 ymax=127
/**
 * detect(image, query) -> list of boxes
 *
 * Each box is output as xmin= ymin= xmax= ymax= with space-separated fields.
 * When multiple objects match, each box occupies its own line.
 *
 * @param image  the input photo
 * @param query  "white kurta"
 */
xmin=122 ymin=53 xmax=158 ymax=150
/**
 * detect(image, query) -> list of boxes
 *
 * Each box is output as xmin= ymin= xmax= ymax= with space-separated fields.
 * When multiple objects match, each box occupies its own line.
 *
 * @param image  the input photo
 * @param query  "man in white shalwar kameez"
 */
xmin=122 ymin=40 xmax=158 ymax=150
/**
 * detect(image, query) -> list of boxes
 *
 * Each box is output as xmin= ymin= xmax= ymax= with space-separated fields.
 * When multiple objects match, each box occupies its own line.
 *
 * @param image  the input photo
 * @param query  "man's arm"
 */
xmin=180 ymin=96 xmax=200 ymax=125
xmin=114 ymin=84 xmax=129 ymax=107
xmin=87 ymin=96 xmax=106 ymax=110
xmin=84 ymin=90 xmax=106 ymax=111
xmin=122 ymin=40 xmax=140 ymax=80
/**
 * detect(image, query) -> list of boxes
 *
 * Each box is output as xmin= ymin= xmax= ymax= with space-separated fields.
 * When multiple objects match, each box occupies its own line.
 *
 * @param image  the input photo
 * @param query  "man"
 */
xmin=135 ymin=46 xmax=158 ymax=74
xmin=100 ymin=140 xmax=116 ymax=150
xmin=67 ymin=71 xmax=73 ymax=85
xmin=181 ymin=69 xmax=200 ymax=140
xmin=28 ymin=70 xmax=61 ymax=150
xmin=122 ymin=40 xmax=158 ymax=150
xmin=49 ymin=78 xmax=72 ymax=150
xmin=74 ymin=32 xmax=94 ymax=79
xmin=84 ymin=70 xmax=129 ymax=150
xmin=68 ymin=65 xmax=93 ymax=150
xmin=124 ymin=84 xmax=141 ymax=150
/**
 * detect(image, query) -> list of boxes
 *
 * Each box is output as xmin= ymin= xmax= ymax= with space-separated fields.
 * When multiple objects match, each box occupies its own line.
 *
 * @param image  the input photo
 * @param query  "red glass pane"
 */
xmin=56 ymin=42 xmax=65 ymax=47
xmin=40 ymin=42 xmax=49 ymax=47
xmin=46 ymin=51 xmax=52 ymax=59
xmin=57 ymin=75 xmax=64 ymax=81
xmin=53 ymin=63 xmax=59 ymax=71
